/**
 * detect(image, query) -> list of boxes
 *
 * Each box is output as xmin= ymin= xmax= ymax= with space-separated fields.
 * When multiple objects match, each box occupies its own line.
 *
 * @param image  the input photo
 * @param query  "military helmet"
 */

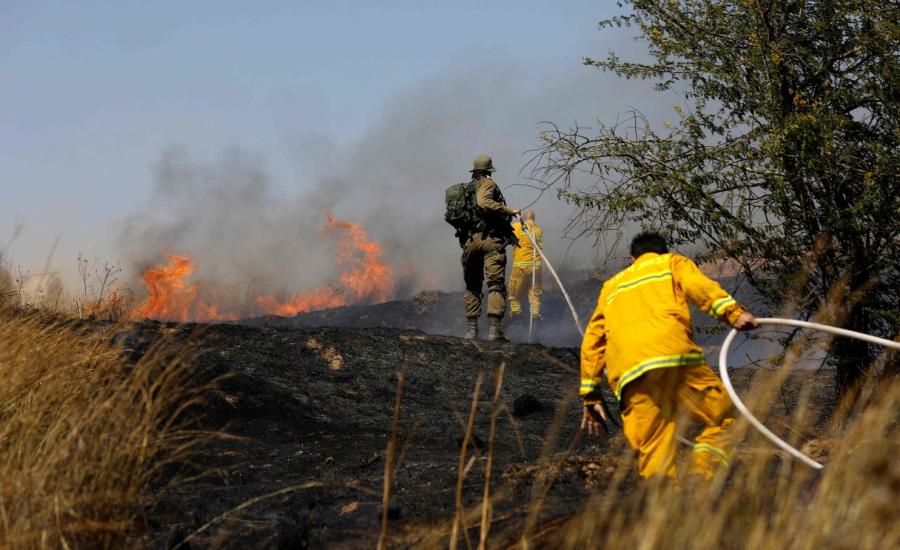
xmin=470 ymin=154 xmax=496 ymax=173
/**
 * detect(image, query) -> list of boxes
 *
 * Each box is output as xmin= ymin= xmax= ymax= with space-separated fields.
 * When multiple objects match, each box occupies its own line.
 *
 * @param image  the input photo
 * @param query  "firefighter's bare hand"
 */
xmin=580 ymin=403 xmax=610 ymax=438
xmin=733 ymin=312 xmax=758 ymax=331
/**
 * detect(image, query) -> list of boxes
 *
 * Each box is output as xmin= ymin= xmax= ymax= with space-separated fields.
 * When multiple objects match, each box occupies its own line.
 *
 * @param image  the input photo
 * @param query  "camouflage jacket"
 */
xmin=472 ymin=176 xmax=516 ymax=245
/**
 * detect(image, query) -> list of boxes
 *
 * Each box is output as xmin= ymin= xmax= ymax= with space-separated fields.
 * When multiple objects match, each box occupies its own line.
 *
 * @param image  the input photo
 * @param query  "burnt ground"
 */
xmin=116 ymin=315 xmax=834 ymax=549
xmin=126 ymin=320 xmax=631 ymax=548
xmin=246 ymin=273 xmax=766 ymax=350
xmin=116 ymin=273 xmax=816 ymax=548
xmin=250 ymin=284 xmax=605 ymax=348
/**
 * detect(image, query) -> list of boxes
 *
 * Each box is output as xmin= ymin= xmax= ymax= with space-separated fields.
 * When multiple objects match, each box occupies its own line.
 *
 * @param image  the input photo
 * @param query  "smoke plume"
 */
xmin=118 ymin=63 xmax=660 ymax=314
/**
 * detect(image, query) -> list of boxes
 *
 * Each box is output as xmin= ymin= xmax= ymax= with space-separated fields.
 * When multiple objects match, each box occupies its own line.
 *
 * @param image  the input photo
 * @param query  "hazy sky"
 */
xmin=1 ymin=1 xmax=653 ymax=291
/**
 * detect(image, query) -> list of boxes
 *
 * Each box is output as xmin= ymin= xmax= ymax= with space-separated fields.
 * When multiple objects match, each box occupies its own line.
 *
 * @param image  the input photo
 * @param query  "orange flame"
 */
xmin=134 ymin=212 xmax=394 ymax=321
xmin=254 ymin=287 xmax=344 ymax=317
xmin=133 ymin=254 xmax=197 ymax=321
xmin=325 ymin=210 xmax=393 ymax=304
xmin=255 ymin=211 xmax=394 ymax=316
xmin=132 ymin=253 xmax=239 ymax=322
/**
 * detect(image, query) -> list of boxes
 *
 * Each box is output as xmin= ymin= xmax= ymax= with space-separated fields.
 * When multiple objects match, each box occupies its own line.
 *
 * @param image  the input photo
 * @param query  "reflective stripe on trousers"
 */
xmin=619 ymin=364 xmax=734 ymax=479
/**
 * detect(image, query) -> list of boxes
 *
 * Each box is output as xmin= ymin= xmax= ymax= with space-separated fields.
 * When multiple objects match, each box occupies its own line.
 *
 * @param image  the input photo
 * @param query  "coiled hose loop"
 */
xmin=718 ymin=318 xmax=900 ymax=470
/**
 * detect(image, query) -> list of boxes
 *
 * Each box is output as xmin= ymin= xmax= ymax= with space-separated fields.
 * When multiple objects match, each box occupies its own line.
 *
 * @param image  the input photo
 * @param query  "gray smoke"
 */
xmin=118 ymin=62 xmax=661 ymax=314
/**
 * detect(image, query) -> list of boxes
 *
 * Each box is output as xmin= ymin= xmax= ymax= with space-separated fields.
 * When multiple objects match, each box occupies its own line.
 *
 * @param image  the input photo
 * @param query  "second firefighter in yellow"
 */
xmin=509 ymin=211 xmax=542 ymax=318
xmin=580 ymin=232 xmax=757 ymax=480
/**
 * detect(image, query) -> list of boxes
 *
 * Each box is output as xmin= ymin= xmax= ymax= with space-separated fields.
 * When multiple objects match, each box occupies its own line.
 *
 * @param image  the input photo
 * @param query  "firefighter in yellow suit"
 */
xmin=509 ymin=211 xmax=542 ymax=318
xmin=580 ymin=231 xmax=757 ymax=479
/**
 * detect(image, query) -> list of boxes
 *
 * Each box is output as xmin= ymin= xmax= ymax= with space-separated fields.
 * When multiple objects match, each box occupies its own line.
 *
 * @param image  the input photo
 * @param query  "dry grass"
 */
xmin=537 ymin=378 xmax=899 ymax=549
xmin=0 ymin=306 xmax=202 ymax=548
xmin=412 ymin=276 xmax=900 ymax=550
xmin=428 ymin=367 xmax=899 ymax=550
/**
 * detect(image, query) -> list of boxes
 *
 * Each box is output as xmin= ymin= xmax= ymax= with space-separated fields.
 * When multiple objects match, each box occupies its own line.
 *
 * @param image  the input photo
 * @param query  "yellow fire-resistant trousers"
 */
xmin=508 ymin=265 xmax=542 ymax=317
xmin=619 ymin=364 xmax=734 ymax=479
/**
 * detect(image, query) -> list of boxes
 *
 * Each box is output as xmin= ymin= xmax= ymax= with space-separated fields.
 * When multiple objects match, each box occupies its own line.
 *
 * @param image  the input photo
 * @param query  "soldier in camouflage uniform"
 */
xmin=461 ymin=155 xmax=520 ymax=341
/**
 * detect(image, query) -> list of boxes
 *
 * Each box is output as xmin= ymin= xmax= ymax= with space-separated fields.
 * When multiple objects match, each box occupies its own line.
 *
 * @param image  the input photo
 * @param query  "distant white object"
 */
xmin=719 ymin=317 xmax=900 ymax=470
xmin=0 ymin=265 xmax=12 ymax=293
xmin=16 ymin=272 xmax=63 ymax=305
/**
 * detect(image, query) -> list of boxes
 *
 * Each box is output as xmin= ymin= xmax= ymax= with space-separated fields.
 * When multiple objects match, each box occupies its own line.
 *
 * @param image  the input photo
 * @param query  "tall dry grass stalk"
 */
xmin=479 ymin=363 xmax=505 ymax=550
xmin=508 ymin=273 xmax=900 ymax=549
xmin=434 ymin=293 xmax=898 ymax=549
xmin=0 ymin=306 xmax=202 ymax=548
xmin=450 ymin=373 xmax=484 ymax=550
xmin=378 ymin=371 xmax=405 ymax=550
xmin=539 ymin=376 xmax=899 ymax=549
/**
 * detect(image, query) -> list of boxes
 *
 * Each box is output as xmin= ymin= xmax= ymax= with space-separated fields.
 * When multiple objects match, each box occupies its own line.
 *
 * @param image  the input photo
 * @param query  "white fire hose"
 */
xmin=529 ymin=250 xmax=537 ymax=343
xmin=518 ymin=223 xmax=545 ymax=343
xmin=719 ymin=318 xmax=900 ymax=469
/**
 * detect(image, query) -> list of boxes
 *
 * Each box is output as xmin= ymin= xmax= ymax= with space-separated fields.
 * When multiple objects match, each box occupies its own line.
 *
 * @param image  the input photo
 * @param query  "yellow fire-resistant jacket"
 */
xmin=580 ymin=252 xmax=747 ymax=404
xmin=512 ymin=221 xmax=542 ymax=267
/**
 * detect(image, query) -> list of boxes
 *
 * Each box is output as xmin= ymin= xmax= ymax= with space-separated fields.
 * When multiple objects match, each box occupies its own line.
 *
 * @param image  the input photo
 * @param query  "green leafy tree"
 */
xmin=532 ymin=0 xmax=899 ymax=395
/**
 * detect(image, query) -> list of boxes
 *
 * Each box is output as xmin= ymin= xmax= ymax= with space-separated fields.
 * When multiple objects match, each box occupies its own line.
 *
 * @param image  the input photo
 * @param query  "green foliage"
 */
xmin=533 ymin=0 xmax=900 ymax=386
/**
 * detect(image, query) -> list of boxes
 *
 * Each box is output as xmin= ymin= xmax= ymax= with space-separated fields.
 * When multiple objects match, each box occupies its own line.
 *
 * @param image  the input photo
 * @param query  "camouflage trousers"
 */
xmin=461 ymin=233 xmax=508 ymax=318
xmin=508 ymin=264 xmax=542 ymax=317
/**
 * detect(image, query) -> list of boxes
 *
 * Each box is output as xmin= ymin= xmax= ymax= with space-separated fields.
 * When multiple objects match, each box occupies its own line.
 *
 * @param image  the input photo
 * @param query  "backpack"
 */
xmin=444 ymin=180 xmax=479 ymax=239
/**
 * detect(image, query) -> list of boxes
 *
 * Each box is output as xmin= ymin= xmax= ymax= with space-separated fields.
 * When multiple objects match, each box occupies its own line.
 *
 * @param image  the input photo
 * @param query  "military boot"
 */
xmin=488 ymin=316 xmax=508 ymax=343
xmin=465 ymin=317 xmax=479 ymax=340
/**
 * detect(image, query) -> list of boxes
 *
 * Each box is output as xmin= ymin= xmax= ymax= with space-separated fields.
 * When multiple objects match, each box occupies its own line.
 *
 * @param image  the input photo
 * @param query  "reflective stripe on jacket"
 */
xmin=512 ymin=221 xmax=542 ymax=267
xmin=580 ymin=252 xmax=747 ymax=403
